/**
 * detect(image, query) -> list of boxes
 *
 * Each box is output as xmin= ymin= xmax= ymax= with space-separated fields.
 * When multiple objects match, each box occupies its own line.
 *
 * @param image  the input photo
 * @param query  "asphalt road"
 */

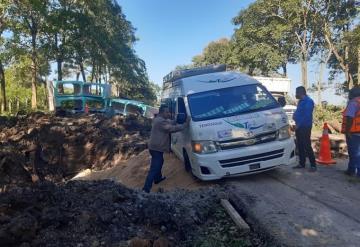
xmin=227 ymin=159 xmax=360 ymax=247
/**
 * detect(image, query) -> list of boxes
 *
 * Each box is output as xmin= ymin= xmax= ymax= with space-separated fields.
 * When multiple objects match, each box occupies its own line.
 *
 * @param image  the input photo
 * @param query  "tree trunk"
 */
xmin=90 ymin=59 xmax=96 ymax=83
xmin=282 ymin=63 xmax=287 ymax=77
xmin=317 ymin=50 xmax=332 ymax=108
xmin=55 ymin=33 xmax=63 ymax=81
xmin=317 ymin=65 xmax=323 ymax=108
xmin=300 ymin=57 xmax=308 ymax=89
xmin=98 ymin=64 xmax=102 ymax=84
xmin=79 ymin=62 xmax=86 ymax=82
xmin=0 ymin=60 xmax=7 ymax=112
xmin=46 ymin=79 xmax=55 ymax=111
xmin=357 ymin=46 xmax=360 ymax=86
xmin=57 ymin=59 xmax=63 ymax=81
xmin=31 ymin=33 xmax=38 ymax=110
xmin=324 ymin=33 xmax=354 ymax=90
xmin=248 ymin=67 xmax=255 ymax=76
xmin=345 ymin=46 xmax=354 ymax=89
xmin=43 ymin=76 xmax=48 ymax=109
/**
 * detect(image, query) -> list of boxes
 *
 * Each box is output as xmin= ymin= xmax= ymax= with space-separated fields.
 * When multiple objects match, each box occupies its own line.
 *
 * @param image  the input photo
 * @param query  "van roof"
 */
xmin=167 ymin=71 xmax=259 ymax=96
xmin=163 ymin=64 xmax=226 ymax=84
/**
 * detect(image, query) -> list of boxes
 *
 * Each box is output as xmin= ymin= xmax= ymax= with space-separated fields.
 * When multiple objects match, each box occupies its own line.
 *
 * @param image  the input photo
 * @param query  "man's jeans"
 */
xmin=143 ymin=150 xmax=164 ymax=193
xmin=346 ymin=135 xmax=360 ymax=176
xmin=295 ymin=127 xmax=316 ymax=167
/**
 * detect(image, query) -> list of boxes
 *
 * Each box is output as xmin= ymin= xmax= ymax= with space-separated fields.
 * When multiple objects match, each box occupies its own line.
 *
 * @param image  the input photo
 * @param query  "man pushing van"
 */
xmin=143 ymin=105 xmax=189 ymax=193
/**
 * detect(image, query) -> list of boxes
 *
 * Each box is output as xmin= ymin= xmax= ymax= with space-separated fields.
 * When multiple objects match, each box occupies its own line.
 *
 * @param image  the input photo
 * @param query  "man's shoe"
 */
xmin=154 ymin=176 xmax=166 ymax=184
xmin=309 ymin=166 xmax=317 ymax=172
xmin=344 ymin=170 xmax=356 ymax=176
xmin=293 ymin=164 xmax=305 ymax=169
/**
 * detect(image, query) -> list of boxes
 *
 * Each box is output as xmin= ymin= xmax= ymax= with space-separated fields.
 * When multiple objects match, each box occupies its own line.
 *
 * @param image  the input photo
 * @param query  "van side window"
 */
xmin=177 ymin=97 xmax=187 ymax=115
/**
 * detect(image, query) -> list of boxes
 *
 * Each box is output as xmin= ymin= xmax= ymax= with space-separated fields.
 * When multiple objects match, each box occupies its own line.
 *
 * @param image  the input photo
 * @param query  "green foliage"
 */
xmin=0 ymin=0 xmax=156 ymax=114
xmin=192 ymin=38 xmax=232 ymax=67
xmin=328 ymin=24 xmax=360 ymax=89
xmin=191 ymin=205 xmax=252 ymax=247
xmin=231 ymin=0 xmax=299 ymax=76
xmin=313 ymin=104 xmax=342 ymax=129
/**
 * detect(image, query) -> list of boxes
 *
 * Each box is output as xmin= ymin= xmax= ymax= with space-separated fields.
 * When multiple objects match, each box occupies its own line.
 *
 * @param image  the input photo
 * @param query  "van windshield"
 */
xmin=188 ymin=84 xmax=279 ymax=121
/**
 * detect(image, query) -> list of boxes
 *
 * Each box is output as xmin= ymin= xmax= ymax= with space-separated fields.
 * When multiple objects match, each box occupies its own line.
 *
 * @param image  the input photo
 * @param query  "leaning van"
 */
xmin=161 ymin=65 xmax=296 ymax=180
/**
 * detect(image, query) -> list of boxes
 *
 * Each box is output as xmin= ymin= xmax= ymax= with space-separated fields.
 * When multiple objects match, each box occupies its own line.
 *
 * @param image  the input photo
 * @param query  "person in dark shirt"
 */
xmin=293 ymin=86 xmax=317 ymax=171
xmin=142 ymin=105 xmax=189 ymax=193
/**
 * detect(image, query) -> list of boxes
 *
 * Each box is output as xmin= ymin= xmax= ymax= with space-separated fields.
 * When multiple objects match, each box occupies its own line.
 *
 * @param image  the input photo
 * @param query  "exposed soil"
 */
xmin=0 ymin=113 xmax=266 ymax=247
xmin=0 ymin=180 xmax=223 ymax=247
xmin=74 ymin=151 xmax=209 ymax=191
xmin=0 ymin=113 xmax=151 ymax=189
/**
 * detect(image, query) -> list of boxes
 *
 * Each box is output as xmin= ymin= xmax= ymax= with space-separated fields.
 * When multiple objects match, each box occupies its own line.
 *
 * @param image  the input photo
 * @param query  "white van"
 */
xmin=161 ymin=65 xmax=296 ymax=180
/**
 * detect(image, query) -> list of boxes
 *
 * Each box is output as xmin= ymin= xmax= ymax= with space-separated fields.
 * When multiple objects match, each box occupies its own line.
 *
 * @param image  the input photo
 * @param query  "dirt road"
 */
xmin=78 ymin=154 xmax=359 ymax=246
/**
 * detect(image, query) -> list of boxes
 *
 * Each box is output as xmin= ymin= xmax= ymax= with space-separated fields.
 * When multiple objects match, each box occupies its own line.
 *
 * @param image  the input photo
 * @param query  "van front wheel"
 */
xmin=183 ymin=150 xmax=192 ymax=173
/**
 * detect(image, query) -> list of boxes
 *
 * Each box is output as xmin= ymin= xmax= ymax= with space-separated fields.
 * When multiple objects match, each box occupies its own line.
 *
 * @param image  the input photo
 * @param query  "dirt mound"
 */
xmin=75 ymin=151 xmax=211 ymax=191
xmin=0 ymin=116 xmax=18 ymax=128
xmin=0 ymin=180 xmax=222 ymax=247
xmin=0 ymin=148 xmax=32 ymax=189
xmin=0 ymin=113 xmax=151 ymax=187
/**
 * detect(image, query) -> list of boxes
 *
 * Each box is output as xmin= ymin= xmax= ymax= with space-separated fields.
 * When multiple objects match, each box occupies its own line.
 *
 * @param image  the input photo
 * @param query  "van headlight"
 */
xmin=278 ymin=125 xmax=290 ymax=140
xmin=192 ymin=141 xmax=218 ymax=154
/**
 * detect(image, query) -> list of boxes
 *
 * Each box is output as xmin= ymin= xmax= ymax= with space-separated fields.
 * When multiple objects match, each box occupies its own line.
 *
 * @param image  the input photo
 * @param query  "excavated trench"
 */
xmin=0 ymin=113 xmax=269 ymax=247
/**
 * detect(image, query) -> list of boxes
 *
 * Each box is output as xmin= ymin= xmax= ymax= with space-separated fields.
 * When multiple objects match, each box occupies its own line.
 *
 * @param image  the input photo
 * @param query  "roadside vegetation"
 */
xmin=1 ymin=1 xmax=359 ymax=116
xmin=178 ymin=0 xmax=359 ymax=106
xmin=0 ymin=0 xmax=158 ymax=115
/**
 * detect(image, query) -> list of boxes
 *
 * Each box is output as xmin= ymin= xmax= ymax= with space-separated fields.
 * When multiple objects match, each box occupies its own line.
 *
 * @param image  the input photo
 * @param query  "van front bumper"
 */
xmin=189 ymin=137 xmax=296 ymax=180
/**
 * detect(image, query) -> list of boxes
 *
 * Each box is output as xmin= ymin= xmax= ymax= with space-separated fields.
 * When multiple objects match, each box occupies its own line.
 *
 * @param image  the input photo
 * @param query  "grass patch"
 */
xmin=191 ymin=205 xmax=254 ymax=247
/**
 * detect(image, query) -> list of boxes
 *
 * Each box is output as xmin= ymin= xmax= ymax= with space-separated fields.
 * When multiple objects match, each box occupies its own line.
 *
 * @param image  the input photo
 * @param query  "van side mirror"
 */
xmin=176 ymin=113 xmax=186 ymax=124
xmin=278 ymin=96 xmax=286 ymax=107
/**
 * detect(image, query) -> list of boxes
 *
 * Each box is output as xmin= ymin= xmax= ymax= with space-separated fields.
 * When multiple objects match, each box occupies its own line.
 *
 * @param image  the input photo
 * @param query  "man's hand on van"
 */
xmin=185 ymin=116 xmax=191 ymax=126
xmin=290 ymin=124 xmax=296 ymax=132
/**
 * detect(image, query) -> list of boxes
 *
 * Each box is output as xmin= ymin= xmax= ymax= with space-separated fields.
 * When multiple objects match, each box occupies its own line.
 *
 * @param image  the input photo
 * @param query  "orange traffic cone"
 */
xmin=316 ymin=123 xmax=336 ymax=165
xmin=84 ymin=103 xmax=89 ymax=114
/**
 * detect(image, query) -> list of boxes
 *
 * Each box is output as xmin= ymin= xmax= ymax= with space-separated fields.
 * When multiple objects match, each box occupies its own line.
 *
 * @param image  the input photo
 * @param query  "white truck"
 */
xmin=161 ymin=65 xmax=296 ymax=180
xmin=253 ymin=76 xmax=296 ymax=125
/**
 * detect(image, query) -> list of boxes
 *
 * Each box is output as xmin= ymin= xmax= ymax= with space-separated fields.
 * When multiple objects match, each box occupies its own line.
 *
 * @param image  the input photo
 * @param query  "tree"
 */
xmin=0 ymin=0 xmax=10 ymax=112
xmin=44 ymin=0 xmax=81 ymax=81
xmin=9 ymin=0 xmax=49 ymax=109
xmin=4 ymin=54 xmax=48 ymax=113
xmin=192 ymin=38 xmax=232 ymax=67
xmin=231 ymin=28 xmax=285 ymax=76
xmin=349 ymin=26 xmax=360 ymax=86
xmin=232 ymin=0 xmax=323 ymax=88
xmin=150 ymin=82 xmax=161 ymax=105
xmin=232 ymin=0 xmax=298 ymax=76
xmin=2 ymin=0 xmax=153 ymax=114
xmin=320 ymin=0 xmax=358 ymax=89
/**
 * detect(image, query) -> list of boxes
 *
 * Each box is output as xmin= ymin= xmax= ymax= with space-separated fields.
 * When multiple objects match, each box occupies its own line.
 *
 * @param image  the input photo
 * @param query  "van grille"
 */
xmin=219 ymin=149 xmax=284 ymax=168
xmin=218 ymin=131 xmax=277 ymax=150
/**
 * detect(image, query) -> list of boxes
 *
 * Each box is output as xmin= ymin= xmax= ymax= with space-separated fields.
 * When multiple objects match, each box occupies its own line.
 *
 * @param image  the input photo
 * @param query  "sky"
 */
xmin=117 ymin=0 xmax=347 ymax=105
